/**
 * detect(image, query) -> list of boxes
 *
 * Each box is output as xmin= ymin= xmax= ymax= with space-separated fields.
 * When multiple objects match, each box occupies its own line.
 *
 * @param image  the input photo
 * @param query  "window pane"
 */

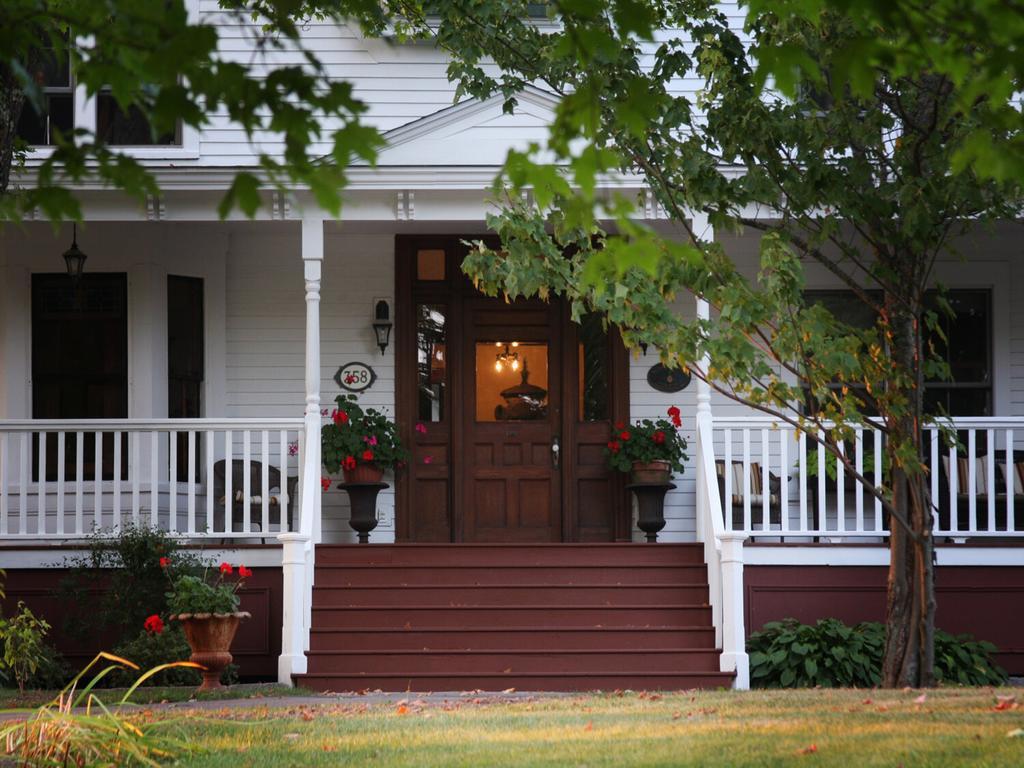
xmin=417 ymin=304 xmax=446 ymax=422
xmin=97 ymin=93 xmax=177 ymax=145
xmin=477 ymin=341 xmax=549 ymax=421
xmin=578 ymin=312 xmax=609 ymax=421
xmin=416 ymin=249 xmax=446 ymax=281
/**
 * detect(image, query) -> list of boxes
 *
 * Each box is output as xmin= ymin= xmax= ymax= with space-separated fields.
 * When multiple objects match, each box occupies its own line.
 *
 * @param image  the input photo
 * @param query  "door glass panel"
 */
xmin=578 ymin=313 xmax=609 ymax=421
xmin=417 ymin=304 xmax=447 ymax=422
xmin=476 ymin=341 xmax=549 ymax=421
xmin=416 ymin=249 xmax=446 ymax=281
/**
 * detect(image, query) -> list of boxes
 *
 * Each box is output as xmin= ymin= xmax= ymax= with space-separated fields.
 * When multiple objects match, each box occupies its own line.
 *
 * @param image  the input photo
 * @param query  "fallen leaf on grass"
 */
xmin=584 ymin=721 xmax=593 ymax=731
xmin=797 ymin=744 xmax=818 ymax=755
xmin=396 ymin=705 xmax=409 ymax=715
xmin=1007 ymin=729 xmax=1024 ymax=738
xmin=283 ymin=733 xmax=301 ymax=741
xmin=672 ymin=712 xmax=682 ymax=720
xmin=502 ymin=687 xmax=516 ymax=694
xmin=914 ymin=694 xmax=927 ymax=705
xmin=994 ymin=696 xmax=1017 ymax=711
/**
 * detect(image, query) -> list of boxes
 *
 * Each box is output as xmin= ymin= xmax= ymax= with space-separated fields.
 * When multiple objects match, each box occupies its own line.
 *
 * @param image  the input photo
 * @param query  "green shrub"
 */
xmin=748 ymin=618 xmax=1007 ymax=688
xmin=0 ymin=602 xmax=54 ymax=692
xmin=108 ymin=627 xmax=201 ymax=688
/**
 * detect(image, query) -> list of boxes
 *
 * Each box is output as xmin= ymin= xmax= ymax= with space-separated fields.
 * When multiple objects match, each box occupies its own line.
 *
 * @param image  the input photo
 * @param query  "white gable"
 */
xmin=375 ymin=86 xmax=560 ymax=166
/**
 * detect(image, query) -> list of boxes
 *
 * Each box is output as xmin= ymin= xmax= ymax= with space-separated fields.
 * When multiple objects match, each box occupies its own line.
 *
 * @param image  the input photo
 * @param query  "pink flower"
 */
xmin=368 ymin=435 xmax=378 ymax=446
xmin=415 ymin=423 xmax=428 ymax=435
xmin=320 ymin=408 xmax=330 ymax=417
xmin=288 ymin=441 xmax=298 ymax=456
xmin=423 ymin=456 xmax=433 ymax=465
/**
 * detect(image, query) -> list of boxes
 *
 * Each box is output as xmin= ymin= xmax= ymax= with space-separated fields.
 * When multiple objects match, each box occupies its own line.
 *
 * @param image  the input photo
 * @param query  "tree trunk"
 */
xmin=882 ymin=294 xmax=936 ymax=687
xmin=0 ymin=62 xmax=26 ymax=198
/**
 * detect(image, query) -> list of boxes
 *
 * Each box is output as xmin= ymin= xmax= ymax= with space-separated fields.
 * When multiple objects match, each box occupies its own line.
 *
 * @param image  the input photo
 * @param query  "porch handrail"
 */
xmin=0 ymin=418 xmax=305 ymax=431
xmin=695 ymin=410 xmax=750 ymax=690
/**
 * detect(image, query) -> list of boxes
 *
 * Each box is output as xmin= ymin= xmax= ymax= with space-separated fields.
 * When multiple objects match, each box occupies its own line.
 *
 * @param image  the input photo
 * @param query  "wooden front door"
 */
xmin=462 ymin=298 xmax=562 ymax=542
xmin=396 ymin=236 xmax=630 ymax=543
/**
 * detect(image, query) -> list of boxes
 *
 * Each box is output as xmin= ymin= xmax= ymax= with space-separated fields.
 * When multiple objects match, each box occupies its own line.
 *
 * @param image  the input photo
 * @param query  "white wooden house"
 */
xmin=1 ymin=3 xmax=1022 ymax=691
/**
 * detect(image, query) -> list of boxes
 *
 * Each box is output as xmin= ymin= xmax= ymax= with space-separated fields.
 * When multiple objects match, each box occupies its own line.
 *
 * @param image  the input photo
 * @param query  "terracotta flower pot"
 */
xmin=343 ymin=463 xmax=384 ymax=483
xmin=630 ymin=460 xmax=672 ymax=484
xmin=172 ymin=611 xmax=250 ymax=691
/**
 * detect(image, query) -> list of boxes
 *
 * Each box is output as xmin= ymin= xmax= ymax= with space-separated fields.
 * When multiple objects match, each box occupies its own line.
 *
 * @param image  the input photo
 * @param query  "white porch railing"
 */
xmin=711 ymin=416 xmax=1024 ymax=541
xmin=0 ymin=419 xmax=304 ymax=540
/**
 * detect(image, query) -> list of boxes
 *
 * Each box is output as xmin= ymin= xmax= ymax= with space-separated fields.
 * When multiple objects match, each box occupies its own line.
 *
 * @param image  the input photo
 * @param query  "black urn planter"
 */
xmin=626 ymin=482 xmax=676 ymax=543
xmin=337 ymin=481 xmax=388 ymax=543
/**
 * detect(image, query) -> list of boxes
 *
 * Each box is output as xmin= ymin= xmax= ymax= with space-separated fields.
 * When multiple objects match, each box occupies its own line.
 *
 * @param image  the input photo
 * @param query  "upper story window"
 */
xmin=15 ymin=45 xmax=74 ymax=146
xmin=97 ymin=86 xmax=180 ymax=146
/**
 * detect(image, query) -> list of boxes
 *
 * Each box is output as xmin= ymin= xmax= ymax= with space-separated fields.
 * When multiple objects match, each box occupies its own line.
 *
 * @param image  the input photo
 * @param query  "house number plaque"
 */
xmin=646 ymin=363 xmax=691 ymax=393
xmin=335 ymin=362 xmax=377 ymax=393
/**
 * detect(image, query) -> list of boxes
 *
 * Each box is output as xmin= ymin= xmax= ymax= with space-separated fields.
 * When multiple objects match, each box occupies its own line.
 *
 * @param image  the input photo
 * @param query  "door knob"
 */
xmin=551 ymin=436 xmax=561 ymax=469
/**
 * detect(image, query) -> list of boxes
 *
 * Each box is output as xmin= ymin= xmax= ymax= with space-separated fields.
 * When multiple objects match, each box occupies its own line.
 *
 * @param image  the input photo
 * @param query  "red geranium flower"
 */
xmin=333 ymin=410 xmax=349 ymax=426
xmin=652 ymin=430 xmax=666 ymax=445
xmin=321 ymin=476 xmax=331 ymax=492
xmin=614 ymin=421 xmax=625 ymax=430
xmin=343 ymin=455 xmax=357 ymax=471
xmin=667 ymin=406 xmax=682 ymax=428
xmin=219 ymin=562 xmax=233 ymax=575
xmin=619 ymin=430 xmax=631 ymax=441
xmin=362 ymin=449 xmax=375 ymax=462
xmin=144 ymin=614 xmax=164 ymax=635
xmin=159 ymin=556 xmax=171 ymax=569
xmin=607 ymin=440 xmax=621 ymax=453
xmin=239 ymin=565 xmax=253 ymax=579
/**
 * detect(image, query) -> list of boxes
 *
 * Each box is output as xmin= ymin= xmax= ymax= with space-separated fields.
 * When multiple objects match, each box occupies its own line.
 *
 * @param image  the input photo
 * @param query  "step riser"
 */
xmin=313 ymin=566 xmax=708 ymax=587
xmin=304 ymin=651 xmax=722 ymax=674
xmin=314 ymin=544 xmax=705 ymax=567
xmin=296 ymin=674 xmax=734 ymax=692
xmin=311 ymin=606 xmax=712 ymax=629
xmin=311 ymin=585 xmax=709 ymax=606
xmin=308 ymin=629 xmax=717 ymax=652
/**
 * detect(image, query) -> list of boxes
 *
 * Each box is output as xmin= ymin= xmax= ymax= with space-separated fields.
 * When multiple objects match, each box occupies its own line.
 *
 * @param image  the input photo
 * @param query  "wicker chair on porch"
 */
xmin=212 ymin=459 xmax=298 ymax=542
xmin=715 ymin=459 xmax=784 ymax=531
xmin=936 ymin=450 xmax=1024 ymax=535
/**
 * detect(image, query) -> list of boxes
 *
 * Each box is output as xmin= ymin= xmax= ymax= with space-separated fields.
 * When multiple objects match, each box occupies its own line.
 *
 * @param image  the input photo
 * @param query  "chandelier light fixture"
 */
xmin=494 ymin=342 xmax=520 ymax=372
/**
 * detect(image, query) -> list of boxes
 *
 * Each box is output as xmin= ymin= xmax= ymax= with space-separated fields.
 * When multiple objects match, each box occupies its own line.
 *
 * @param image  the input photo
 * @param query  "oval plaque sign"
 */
xmin=646 ymin=363 xmax=691 ymax=393
xmin=334 ymin=362 xmax=377 ymax=393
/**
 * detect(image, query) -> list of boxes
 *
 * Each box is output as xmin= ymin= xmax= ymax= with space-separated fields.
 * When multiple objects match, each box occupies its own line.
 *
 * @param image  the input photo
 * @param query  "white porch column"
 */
xmin=277 ymin=216 xmax=324 ymax=685
xmin=718 ymin=531 xmax=750 ymax=690
xmin=691 ymin=211 xmax=712 ymax=418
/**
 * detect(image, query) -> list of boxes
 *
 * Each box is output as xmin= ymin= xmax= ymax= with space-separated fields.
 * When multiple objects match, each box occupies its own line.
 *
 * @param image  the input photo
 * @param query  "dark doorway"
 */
xmin=168 ymin=275 xmax=204 ymax=481
xmin=31 ymin=273 xmax=128 ymax=480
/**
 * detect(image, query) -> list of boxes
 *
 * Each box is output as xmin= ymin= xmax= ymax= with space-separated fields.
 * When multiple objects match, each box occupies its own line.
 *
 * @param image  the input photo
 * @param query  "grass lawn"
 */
xmin=0 ymin=682 xmax=307 ymax=710
xmin=156 ymin=687 xmax=1022 ymax=766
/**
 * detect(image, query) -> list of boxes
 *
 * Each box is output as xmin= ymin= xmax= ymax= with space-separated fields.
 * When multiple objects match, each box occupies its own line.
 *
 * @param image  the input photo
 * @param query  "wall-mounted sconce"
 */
xmin=62 ymin=223 xmax=88 ymax=281
xmin=372 ymin=298 xmax=393 ymax=355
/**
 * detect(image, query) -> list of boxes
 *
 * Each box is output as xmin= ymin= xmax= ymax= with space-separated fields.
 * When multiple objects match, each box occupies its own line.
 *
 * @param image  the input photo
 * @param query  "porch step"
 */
xmin=298 ymin=544 xmax=728 ymax=692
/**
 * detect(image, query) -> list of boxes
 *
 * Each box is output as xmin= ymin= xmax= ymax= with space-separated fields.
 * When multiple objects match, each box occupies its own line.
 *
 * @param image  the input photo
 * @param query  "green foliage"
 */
xmin=0 ymin=651 xmax=198 ymax=765
xmin=321 ymin=393 xmax=409 ymax=475
xmin=605 ymin=408 xmax=688 ymax=474
xmin=58 ymin=525 xmax=203 ymax=643
xmin=164 ymin=560 xmax=250 ymax=616
xmin=108 ymin=626 xmax=200 ymax=688
xmin=749 ymin=619 xmax=1007 ymax=688
xmin=0 ymin=602 xmax=53 ymax=692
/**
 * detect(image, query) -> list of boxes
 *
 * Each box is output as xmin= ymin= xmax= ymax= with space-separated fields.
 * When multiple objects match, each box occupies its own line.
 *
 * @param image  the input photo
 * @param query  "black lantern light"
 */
xmin=62 ymin=223 xmax=88 ymax=281
xmin=372 ymin=299 xmax=392 ymax=355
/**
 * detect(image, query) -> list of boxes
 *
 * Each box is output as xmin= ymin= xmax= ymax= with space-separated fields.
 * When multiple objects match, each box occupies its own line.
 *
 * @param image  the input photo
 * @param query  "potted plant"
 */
xmin=605 ymin=406 xmax=689 ymax=483
xmin=162 ymin=558 xmax=251 ymax=691
xmin=322 ymin=394 xmax=409 ymax=484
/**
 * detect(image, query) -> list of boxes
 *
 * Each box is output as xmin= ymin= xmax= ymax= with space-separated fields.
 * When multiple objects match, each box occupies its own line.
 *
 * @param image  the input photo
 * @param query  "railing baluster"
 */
xmin=168 ymin=430 xmax=177 ymax=534
xmin=948 ymin=441 xmax=959 ymax=537
xmin=760 ymin=428 xmax=770 ymax=531
xmin=986 ymin=428 xmax=996 ymax=533
xmin=0 ymin=432 xmax=7 ymax=536
xmin=779 ymin=428 xmax=789 ymax=534
xmin=243 ymin=430 xmax=252 ymax=535
xmin=150 ymin=431 xmax=159 ymax=528
xmin=929 ymin=428 xmax=939 ymax=533
xmin=967 ymin=428 xmax=977 ymax=535
xmin=19 ymin=432 xmax=28 ymax=535
xmin=836 ymin=439 xmax=845 ymax=536
xmin=1008 ymin=429 xmax=1016 ymax=534
xmin=37 ymin=431 xmax=47 ymax=535
xmin=798 ymin=430 xmax=807 ymax=532
xmin=187 ymin=430 xmax=196 ymax=535
xmin=279 ymin=429 xmax=289 ymax=532
xmin=261 ymin=430 xmax=270 ymax=534
xmin=131 ymin=432 xmax=140 ymax=526
xmin=205 ymin=430 xmax=214 ymax=534
xmin=224 ymin=430 xmax=233 ymax=534
xmin=75 ymin=431 xmax=84 ymax=535
xmin=854 ymin=428 xmax=864 ymax=534
xmin=94 ymin=431 xmax=103 ymax=531
xmin=874 ymin=427 xmax=882 ymax=532
xmin=113 ymin=432 xmax=122 ymax=532
xmin=742 ymin=429 xmax=751 ymax=532
xmin=724 ymin=429 xmax=733 ymax=531
xmin=817 ymin=430 xmax=826 ymax=533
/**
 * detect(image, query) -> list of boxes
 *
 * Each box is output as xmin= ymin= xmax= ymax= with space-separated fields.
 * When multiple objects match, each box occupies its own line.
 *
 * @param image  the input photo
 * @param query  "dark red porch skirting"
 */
xmin=0 ymin=567 xmax=283 ymax=681
xmin=745 ymin=565 xmax=1024 ymax=675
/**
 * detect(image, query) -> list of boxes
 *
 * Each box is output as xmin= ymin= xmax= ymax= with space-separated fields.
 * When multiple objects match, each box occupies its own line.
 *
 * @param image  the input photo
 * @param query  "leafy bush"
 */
xmin=0 ymin=602 xmax=57 ymax=692
xmin=322 ymin=393 xmax=409 ymax=474
xmin=58 ymin=525 xmax=204 ymax=642
xmin=109 ymin=626 xmax=201 ymax=688
xmin=748 ymin=618 xmax=1007 ymax=688
xmin=165 ymin=562 xmax=251 ymax=615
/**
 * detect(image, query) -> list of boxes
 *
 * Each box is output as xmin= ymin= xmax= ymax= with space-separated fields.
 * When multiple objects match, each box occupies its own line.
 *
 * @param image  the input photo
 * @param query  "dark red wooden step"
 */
xmin=311 ymin=604 xmax=712 ymax=629
xmin=313 ymin=543 xmax=706 ymax=567
xmin=310 ymin=584 xmax=709 ymax=607
xmin=295 ymin=671 xmax=735 ymax=693
xmin=312 ymin=564 xmax=709 ymax=587
xmin=308 ymin=627 xmax=717 ymax=652
xmin=303 ymin=649 xmax=722 ymax=675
